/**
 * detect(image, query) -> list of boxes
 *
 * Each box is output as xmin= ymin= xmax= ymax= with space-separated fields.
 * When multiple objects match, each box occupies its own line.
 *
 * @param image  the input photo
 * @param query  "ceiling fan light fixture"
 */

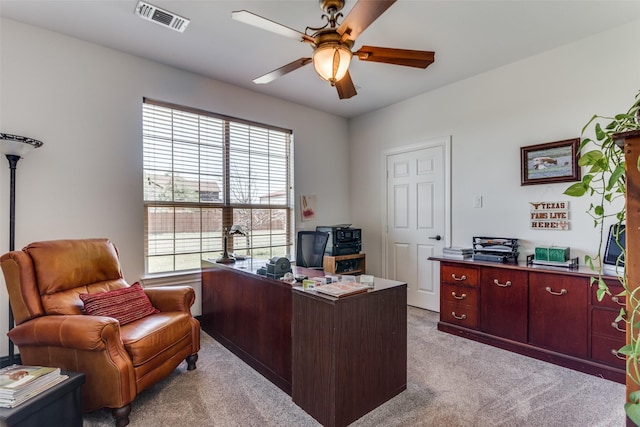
xmin=312 ymin=43 xmax=352 ymax=85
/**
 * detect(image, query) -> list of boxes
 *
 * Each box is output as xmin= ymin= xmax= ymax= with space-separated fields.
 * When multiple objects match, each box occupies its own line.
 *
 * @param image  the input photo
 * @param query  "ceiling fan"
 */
xmin=232 ymin=0 xmax=435 ymax=99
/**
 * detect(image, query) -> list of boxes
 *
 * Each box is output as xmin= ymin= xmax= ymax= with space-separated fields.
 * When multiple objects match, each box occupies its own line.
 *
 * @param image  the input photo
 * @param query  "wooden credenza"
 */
xmin=431 ymin=257 xmax=625 ymax=383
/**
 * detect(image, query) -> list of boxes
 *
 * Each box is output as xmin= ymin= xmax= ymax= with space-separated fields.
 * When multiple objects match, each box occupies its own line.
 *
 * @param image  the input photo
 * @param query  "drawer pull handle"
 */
xmin=451 ymin=274 xmax=467 ymax=281
xmin=611 ymin=296 xmax=626 ymax=307
xmin=451 ymin=312 xmax=467 ymax=320
xmin=611 ymin=349 xmax=625 ymax=360
xmin=545 ymin=287 xmax=567 ymax=296
xmin=451 ymin=292 xmax=467 ymax=300
xmin=493 ymin=279 xmax=512 ymax=287
xmin=611 ymin=321 xmax=626 ymax=333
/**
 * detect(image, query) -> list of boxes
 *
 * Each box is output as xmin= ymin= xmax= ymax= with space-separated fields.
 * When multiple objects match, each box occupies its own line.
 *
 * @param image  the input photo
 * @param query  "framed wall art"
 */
xmin=300 ymin=194 xmax=317 ymax=222
xmin=520 ymin=138 xmax=581 ymax=186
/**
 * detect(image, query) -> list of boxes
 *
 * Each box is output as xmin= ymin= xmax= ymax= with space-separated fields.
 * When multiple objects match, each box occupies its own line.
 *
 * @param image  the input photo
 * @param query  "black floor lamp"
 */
xmin=0 ymin=133 xmax=43 ymax=366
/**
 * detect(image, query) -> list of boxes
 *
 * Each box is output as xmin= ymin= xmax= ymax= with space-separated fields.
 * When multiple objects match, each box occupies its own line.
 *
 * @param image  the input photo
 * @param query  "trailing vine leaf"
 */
xmin=564 ymin=182 xmax=587 ymax=197
xmin=564 ymin=91 xmax=640 ymax=422
xmin=625 ymin=402 xmax=640 ymax=426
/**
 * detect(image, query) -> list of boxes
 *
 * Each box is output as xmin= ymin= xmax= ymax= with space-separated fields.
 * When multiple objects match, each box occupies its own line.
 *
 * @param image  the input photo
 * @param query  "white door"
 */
xmin=383 ymin=137 xmax=450 ymax=311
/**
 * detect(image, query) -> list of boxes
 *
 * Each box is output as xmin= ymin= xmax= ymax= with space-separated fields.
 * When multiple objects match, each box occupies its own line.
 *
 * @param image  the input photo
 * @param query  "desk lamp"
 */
xmin=216 ymin=225 xmax=246 ymax=264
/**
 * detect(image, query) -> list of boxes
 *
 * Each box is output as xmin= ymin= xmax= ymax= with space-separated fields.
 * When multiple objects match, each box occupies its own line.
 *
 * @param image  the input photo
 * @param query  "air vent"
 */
xmin=135 ymin=1 xmax=190 ymax=33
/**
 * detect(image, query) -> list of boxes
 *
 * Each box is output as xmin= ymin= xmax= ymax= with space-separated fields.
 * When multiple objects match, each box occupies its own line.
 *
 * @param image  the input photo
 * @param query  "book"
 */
xmin=0 ymin=365 xmax=66 ymax=408
xmin=442 ymin=246 xmax=473 ymax=254
xmin=442 ymin=253 xmax=472 ymax=260
xmin=314 ymin=281 xmax=370 ymax=298
xmin=442 ymin=247 xmax=473 ymax=259
xmin=0 ymin=375 xmax=68 ymax=408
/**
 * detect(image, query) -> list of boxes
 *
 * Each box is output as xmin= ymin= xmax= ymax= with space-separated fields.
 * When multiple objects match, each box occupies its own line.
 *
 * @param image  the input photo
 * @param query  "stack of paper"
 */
xmin=0 ymin=365 xmax=68 ymax=408
xmin=442 ymin=247 xmax=473 ymax=260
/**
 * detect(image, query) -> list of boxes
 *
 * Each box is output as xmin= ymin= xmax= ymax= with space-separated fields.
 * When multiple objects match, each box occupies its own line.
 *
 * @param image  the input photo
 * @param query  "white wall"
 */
xmin=0 ymin=18 xmax=351 ymax=357
xmin=350 ymin=20 xmax=640 ymax=277
xmin=2 ymin=17 xmax=639 ymax=359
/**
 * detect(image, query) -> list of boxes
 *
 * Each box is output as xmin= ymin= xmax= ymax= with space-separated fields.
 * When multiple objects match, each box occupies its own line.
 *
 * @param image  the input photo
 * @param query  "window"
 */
xmin=143 ymin=99 xmax=293 ymax=274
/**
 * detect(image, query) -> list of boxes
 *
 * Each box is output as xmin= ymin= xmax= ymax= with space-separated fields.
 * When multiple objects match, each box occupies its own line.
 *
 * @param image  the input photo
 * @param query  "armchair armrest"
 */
xmin=144 ymin=286 xmax=195 ymax=312
xmin=8 ymin=315 xmax=121 ymax=351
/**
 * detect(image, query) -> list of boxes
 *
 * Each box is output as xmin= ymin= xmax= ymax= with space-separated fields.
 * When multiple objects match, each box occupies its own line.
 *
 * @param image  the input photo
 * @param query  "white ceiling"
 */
xmin=2 ymin=0 xmax=640 ymax=118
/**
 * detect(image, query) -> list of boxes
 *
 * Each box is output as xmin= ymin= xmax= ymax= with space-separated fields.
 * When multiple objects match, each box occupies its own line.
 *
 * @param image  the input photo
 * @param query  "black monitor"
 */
xmin=603 ymin=223 xmax=625 ymax=274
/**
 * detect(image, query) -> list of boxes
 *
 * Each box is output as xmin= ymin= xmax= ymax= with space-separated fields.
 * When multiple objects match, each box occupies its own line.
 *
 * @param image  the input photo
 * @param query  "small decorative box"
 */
xmin=534 ymin=247 xmax=550 ymax=261
xmin=549 ymin=247 xmax=570 ymax=262
xmin=535 ymin=246 xmax=570 ymax=262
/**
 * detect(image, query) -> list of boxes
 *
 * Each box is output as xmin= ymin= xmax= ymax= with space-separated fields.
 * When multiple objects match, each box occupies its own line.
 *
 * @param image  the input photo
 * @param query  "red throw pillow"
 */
xmin=80 ymin=282 xmax=159 ymax=325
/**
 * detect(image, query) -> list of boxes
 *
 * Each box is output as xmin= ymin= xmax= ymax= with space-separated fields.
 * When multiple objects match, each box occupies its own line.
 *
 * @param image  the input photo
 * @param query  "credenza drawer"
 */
xmin=441 ymin=283 xmax=479 ymax=306
xmin=591 ymin=307 xmax=625 ymax=337
xmin=441 ymin=265 xmax=479 ymax=287
xmin=441 ymin=300 xmax=479 ymax=329
xmin=591 ymin=281 xmax=626 ymax=310
xmin=591 ymin=334 xmax=626 ymax=369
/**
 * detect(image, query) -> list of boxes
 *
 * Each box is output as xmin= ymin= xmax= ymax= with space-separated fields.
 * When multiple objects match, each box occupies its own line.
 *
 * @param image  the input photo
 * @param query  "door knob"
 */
xmin=429 ymin=235 xmax=442 ymax=241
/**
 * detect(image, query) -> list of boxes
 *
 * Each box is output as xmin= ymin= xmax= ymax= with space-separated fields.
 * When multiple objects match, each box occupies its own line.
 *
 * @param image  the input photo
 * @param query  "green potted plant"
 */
xmin=564 ymin=91 xmax=640 ymax=423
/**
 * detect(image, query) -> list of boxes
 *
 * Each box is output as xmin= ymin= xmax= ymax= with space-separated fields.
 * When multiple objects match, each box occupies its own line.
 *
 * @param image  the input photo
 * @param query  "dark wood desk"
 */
xmin=201 ymin=260 xmax=407 ymax=426
xmin=201 ymin=259 xmax=319 ymax=394
xmin=292 ymin=279 xmax=407 ymax=427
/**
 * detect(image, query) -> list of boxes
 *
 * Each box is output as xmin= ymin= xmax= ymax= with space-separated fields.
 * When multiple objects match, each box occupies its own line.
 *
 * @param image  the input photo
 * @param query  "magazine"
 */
xmin=314 ymin=281 xmax=370 ymax=298
xmin=0 ymin=375 xmax=68 ymax=408
xmin=0 ymin=365 xmax=65 ymax=408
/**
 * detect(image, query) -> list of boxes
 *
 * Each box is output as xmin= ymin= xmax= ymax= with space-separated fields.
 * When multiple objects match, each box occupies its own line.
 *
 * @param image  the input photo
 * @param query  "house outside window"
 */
xmin=142 ymin=99 xmax=293 ymax=274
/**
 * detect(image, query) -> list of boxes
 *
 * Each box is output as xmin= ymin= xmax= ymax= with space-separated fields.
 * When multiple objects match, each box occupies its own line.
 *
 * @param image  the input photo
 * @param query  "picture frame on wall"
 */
xmin=520 ymin=138 xmax=581 ymax=186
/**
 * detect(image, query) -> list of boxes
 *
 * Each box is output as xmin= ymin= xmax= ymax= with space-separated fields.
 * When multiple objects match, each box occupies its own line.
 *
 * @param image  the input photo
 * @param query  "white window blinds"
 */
xmin=143 ymin=99 xmax=293 ymax=274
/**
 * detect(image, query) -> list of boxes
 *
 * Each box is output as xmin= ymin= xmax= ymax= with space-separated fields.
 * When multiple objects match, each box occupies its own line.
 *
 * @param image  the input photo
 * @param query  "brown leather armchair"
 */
xmin=0 ymin=239 xmax=200 ymax=427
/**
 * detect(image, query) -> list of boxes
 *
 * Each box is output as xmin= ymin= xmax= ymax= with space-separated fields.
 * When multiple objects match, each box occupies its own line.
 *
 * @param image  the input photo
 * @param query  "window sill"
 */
xmin=140 ymin=270 xmax=201 ymax=288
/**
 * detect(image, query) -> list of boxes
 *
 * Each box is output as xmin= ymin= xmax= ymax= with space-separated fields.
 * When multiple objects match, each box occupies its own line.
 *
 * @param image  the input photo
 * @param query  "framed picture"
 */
xmin=520 ymin=138 xmax=581 ymax=186
xmin=300 ymin=194 xmax=317 ymax=222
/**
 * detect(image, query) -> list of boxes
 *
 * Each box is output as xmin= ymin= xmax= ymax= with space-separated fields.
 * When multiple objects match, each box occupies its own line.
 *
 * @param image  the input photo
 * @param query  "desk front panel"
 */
xmin=201 ymin=260 xmax=296 ymax=394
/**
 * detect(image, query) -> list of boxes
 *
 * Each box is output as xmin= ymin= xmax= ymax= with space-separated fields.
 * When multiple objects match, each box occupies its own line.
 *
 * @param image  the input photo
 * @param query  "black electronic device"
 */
xmin=316 ymin=225 xmax=362 ymax=256
xmin=473 ymin=253 xmax=512 ymax=263
xmin=603 ymin=223 xmax=625 ymax=275
xmin=257 ymin=256 xmax=292 ymax=279
xmin=335 ymin=259 xmax=359 ymax=273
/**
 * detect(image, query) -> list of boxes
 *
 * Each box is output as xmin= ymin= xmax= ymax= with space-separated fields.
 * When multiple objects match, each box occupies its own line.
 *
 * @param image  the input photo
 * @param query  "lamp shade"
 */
xmin=312 ymin=43 xmax=352 ymax=85
xmin=0 ymin=133 xmax=44 ymax=158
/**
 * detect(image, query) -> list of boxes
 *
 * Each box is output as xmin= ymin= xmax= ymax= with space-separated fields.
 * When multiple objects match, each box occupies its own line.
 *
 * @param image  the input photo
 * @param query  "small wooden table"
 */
xmin=0 ymin=371 xmax=85 ymax=427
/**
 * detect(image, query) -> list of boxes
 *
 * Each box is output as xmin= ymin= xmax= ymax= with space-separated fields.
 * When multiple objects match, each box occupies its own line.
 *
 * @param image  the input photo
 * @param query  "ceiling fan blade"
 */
xmin=355 ymin=46 xmax=435 ymax=68
xmin=337 ymin=0 xmax=396 ymax=42
xmin=232 ymin=10 xmax=315 ymax=43
xmin=253 ymin=58 xmax=312 ymax=84
xmin=335 ymin=71 xmax=357 ymax=99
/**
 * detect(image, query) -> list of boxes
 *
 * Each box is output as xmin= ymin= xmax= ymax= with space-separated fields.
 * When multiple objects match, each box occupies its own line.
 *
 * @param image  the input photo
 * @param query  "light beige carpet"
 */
xmin=83 ymin=307 xmax=625 ymax=426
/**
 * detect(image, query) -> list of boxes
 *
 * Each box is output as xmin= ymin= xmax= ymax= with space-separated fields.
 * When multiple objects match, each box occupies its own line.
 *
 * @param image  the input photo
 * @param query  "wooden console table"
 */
xmin=430 ymin=257 xmax=625 ymax=383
